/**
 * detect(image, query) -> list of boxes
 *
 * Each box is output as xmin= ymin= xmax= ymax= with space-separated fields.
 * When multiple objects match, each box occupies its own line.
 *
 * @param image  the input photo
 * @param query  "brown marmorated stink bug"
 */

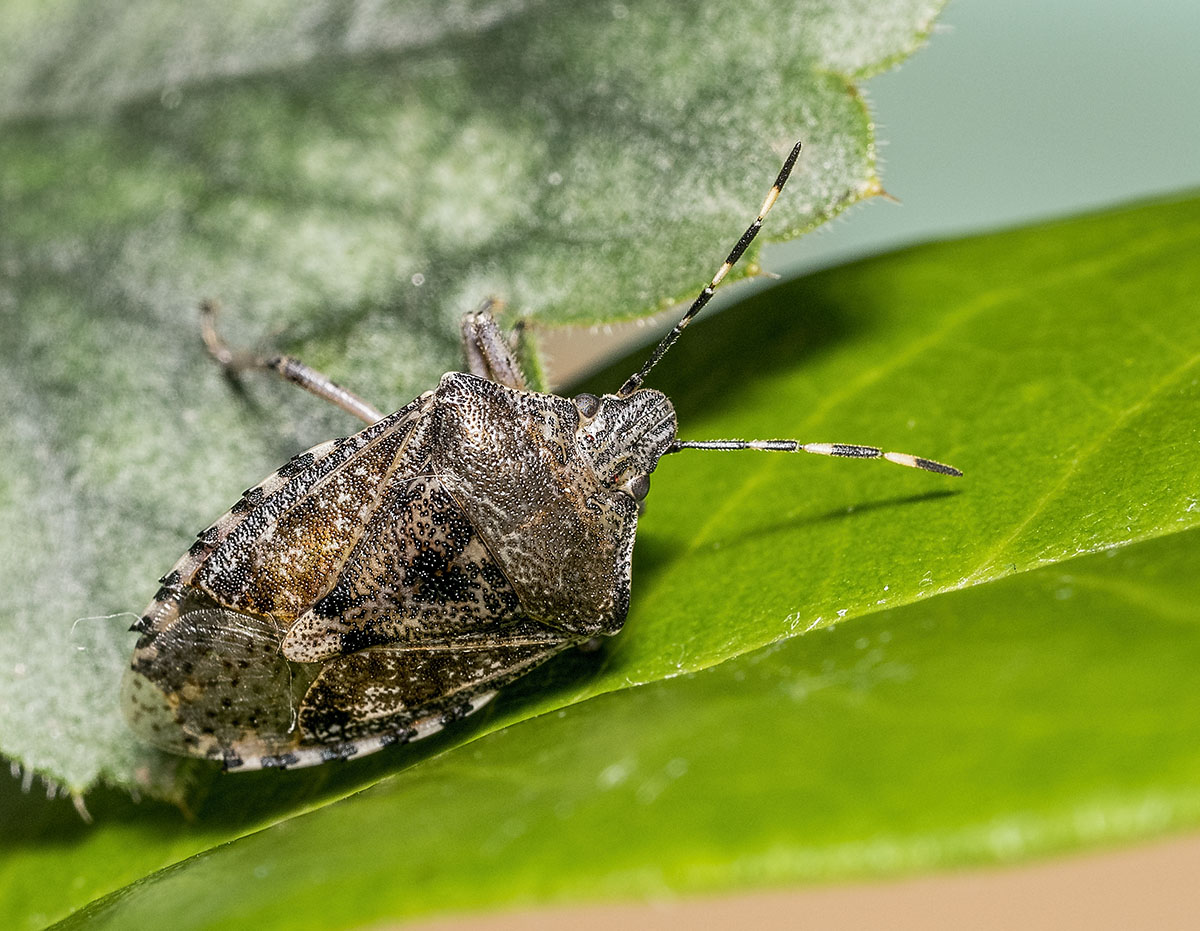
xmin=123 ymin=141 xmax=961 ymax=770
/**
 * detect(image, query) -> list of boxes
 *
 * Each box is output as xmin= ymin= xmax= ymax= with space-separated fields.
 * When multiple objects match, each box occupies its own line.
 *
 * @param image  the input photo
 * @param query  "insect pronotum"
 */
xmin=123 ymin=141 xmax=961 ymax=770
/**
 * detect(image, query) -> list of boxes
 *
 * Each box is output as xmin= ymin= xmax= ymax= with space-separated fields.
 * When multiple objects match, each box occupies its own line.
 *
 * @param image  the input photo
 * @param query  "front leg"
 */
xmin=201 ymin=300 xmax=386 ymax=425
xmin=460 ymin=299 xmax=529 ymax=390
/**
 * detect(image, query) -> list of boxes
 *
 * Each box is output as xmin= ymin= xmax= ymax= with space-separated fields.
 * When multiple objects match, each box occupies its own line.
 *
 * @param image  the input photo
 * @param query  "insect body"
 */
xmin=123 ymin=141 xmax=960 ymax=770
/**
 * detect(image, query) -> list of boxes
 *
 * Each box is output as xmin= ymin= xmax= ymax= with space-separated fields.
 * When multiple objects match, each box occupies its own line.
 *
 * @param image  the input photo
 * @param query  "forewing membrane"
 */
xmin=123 ymin=594 xmax=305 ymax=763
xmin=297 ymin=636 xmax=573 ymax=751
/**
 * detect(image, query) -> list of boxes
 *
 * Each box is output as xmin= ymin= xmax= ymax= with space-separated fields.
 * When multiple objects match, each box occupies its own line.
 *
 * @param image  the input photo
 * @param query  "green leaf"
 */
xmin=0 ymin=0 xmax=945 ymax=796
xmin=50 ymin=526 xmax=1200 ymax=929
xmin=5 ymin=194 xmax=1199 ymax=929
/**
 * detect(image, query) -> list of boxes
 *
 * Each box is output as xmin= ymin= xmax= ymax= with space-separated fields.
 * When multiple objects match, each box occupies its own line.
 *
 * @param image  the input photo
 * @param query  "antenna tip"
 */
xmin=884 ymin=451 xmax=962 ymax=477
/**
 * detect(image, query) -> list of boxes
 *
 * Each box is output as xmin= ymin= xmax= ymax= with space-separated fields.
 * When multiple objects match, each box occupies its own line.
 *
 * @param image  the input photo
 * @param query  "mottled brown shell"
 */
xmin=123 ymin=376 xmax=643 ymax=769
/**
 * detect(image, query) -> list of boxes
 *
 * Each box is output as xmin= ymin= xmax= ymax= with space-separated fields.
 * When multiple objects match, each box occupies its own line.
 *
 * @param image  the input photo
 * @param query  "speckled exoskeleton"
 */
xmin=123 ymin=141 xmax=961 ymax=770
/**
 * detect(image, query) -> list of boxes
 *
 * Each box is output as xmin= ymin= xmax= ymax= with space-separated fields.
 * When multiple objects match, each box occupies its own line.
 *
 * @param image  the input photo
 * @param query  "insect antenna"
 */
xmin=670 ymin=439 xmax=962 ymax=476
xmin=617 ymin=140 xmax=804 ymax=399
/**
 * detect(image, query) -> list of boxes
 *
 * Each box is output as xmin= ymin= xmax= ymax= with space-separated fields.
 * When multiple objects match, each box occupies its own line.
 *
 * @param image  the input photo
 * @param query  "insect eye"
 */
xmin=575 ymin=393 xmax=601 ymax=418
xmin=628 ymin=473 xmax=651 ymax=502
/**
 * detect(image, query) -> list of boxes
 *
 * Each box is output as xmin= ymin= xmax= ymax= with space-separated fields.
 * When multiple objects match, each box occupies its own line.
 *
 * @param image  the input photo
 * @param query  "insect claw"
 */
xmin=199 ymin=299 xmax=243 ymax=370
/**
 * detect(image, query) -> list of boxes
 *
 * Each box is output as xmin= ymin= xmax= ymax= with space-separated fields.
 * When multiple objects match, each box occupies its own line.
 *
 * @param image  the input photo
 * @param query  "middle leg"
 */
xmin=460 ymin=299 xmax=529 ymax=391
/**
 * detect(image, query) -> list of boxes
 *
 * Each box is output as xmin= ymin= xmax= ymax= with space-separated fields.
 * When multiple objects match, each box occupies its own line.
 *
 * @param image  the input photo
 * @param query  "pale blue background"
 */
xmin=773 ymin=0 xmax=1200 ymax=274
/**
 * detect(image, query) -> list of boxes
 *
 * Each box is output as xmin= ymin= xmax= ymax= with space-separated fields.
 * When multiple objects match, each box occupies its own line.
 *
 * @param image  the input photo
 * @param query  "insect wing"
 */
xmin=291 ymin=635 xmax=573 ymax=768
xmin=125 ymin=390 xmax=577 ymax=768
xmin=190 ymin=394 xmax=437 ymax=622
xmin=122 ymin=595 xmax=307 ymax=763
xmin=126 ymin=395 xmax=435 ymax=765
xmin=124 ymin=592 xmax=571 ymax=768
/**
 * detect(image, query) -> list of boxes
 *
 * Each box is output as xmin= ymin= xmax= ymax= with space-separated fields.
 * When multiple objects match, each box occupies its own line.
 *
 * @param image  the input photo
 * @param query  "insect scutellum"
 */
xmin=601 ymin=139 xmax=962 ymax=480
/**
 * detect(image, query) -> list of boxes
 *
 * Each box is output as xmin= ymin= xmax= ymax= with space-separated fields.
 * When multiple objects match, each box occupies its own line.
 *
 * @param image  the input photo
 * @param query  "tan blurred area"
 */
xmin=407 ymin=830 xmax=1200 ymax=931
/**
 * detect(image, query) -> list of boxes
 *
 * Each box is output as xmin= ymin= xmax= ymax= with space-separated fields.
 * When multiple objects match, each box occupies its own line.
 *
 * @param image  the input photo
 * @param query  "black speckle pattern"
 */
xmin=124 ymin=363 xmax=677 ymax=769
xmin=281 ymin=476 xmax=522 ymax=663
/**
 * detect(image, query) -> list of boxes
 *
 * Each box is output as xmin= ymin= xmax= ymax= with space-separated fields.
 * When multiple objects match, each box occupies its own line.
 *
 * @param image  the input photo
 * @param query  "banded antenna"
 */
xmin=618 ymin=140 xmax=802 ymax=399
xmin=620 ymin=140 xmax=962 ymax=478
xmin=671 ymin=440 xmax=962 ymax=477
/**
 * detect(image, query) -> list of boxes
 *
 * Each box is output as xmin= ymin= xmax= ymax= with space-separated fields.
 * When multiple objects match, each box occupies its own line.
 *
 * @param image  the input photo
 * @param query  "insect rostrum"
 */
xmin=123 ymin=141 xmax=960 ymax=771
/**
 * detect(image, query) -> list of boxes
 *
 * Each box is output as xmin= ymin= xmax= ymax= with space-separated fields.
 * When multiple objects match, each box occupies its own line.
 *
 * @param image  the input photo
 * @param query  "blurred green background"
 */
xmin=774 ymin=0 xmax=1200 ymax=272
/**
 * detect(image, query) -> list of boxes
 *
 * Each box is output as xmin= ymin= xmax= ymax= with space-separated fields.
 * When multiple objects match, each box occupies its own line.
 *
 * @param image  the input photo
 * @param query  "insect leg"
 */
xmin=460 ymin=299 xmax=529 ymax=390
xmin=671 ymin=438 xmax=962 ymax=476
xmin=200 ymin=300 xmax=385 ymax=425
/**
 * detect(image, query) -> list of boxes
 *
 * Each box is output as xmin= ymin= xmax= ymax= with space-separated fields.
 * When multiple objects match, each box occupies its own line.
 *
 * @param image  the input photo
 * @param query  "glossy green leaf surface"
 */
xmin=4 ymin=194 xmax=1199 ymax=930
xmin=0 ymin=0 xmax=945 ymax=795
xmin=53 ymin=526 xmax=1200 ymax=929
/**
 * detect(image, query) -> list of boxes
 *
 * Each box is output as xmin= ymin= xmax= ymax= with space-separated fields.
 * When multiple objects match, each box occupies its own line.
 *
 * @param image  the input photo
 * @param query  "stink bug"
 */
xmin=123 ymin=141 xmax=961 ymax=770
